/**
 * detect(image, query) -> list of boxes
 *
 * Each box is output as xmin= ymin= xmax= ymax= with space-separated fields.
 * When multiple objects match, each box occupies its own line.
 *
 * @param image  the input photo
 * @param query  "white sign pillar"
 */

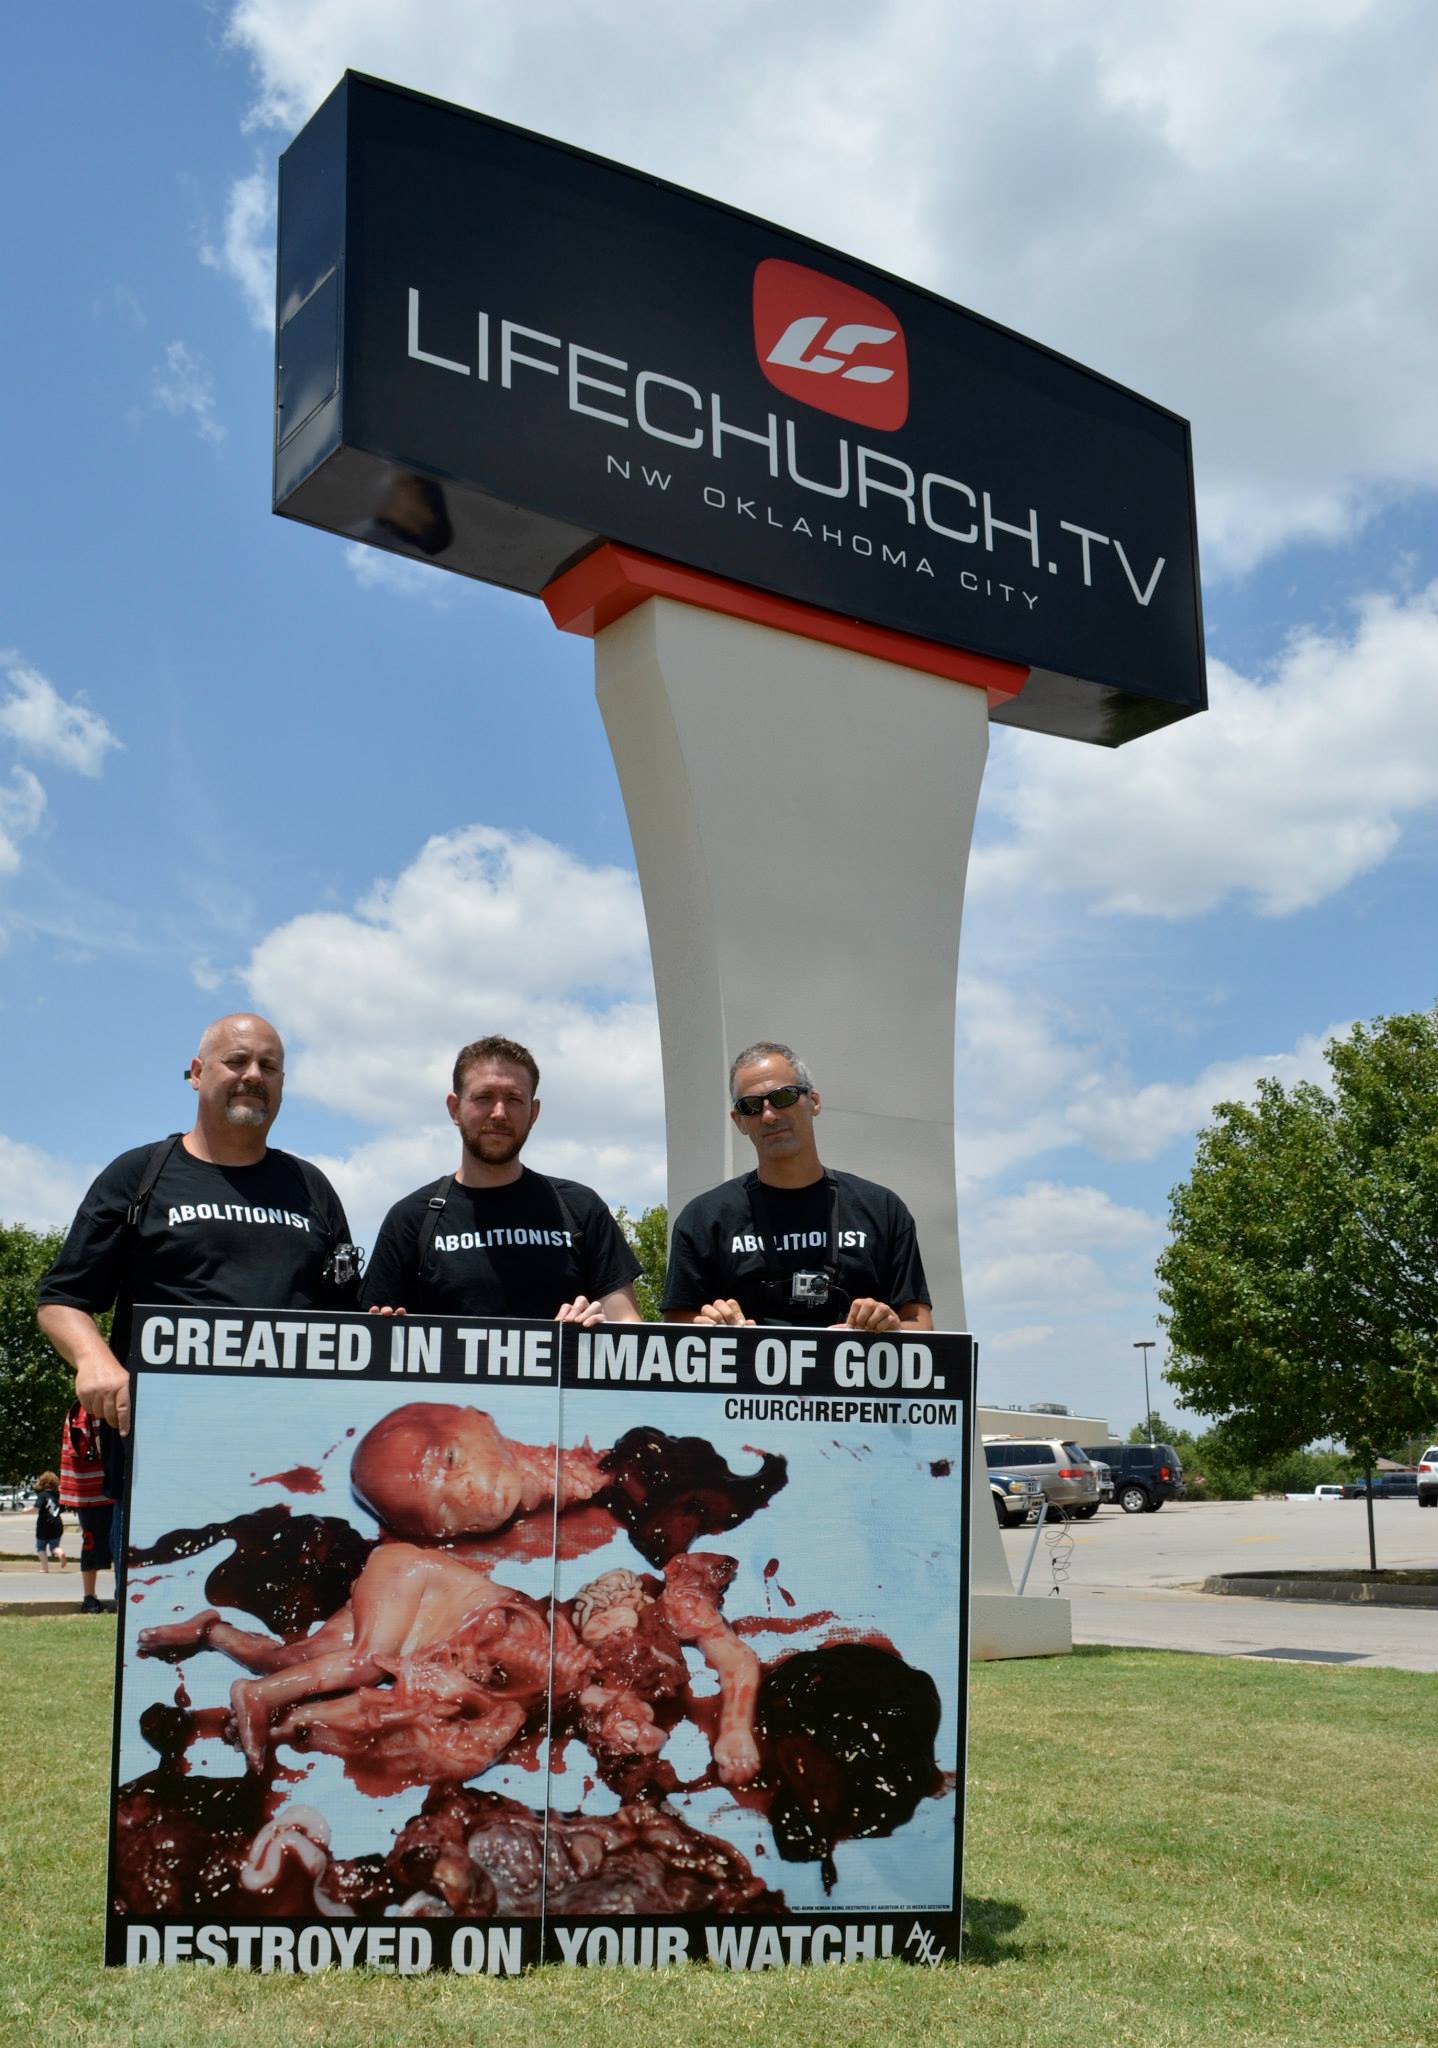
xmin=556 ymin=564 xmax=1069 ymax=1662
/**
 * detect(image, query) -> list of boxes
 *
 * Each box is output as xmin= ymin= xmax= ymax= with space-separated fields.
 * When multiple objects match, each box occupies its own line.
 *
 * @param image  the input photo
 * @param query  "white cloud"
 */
xmin=345 ymin=544 xmax=450 ymax=605
xmin=242 ymin=824 xmax=664 ymax=1224
xmin=982 ymin=1324 xmax=1056 ymax=1356
xmin=0 ymin=1135 xmax=96 ymax=1232
xmin=306 ymin=1124 xmax=455 ymax=1250
xmin=1064 ymin=1028 xmax=1343 ymax=1163
xmin=980 ymin=1182 xmax=1158 ymax=1253
xmin=200 ymin=165 xmax=276 ymax=331
xmin=0 ymin=767 xmax=45 ymax=876
xmin=954 ymin=978 xmax=1091 ymax=1185
xmin=93 ymin=283 xmax=146 ymax=329
xmin=950 ymin=998 xmax=1359 ymax=1415
xmin=152 ymin=340 xmax=225 ymax=444
xmin=957 ymin=966 xmax=1351 ymax=1183
xmin=0 ymin=656 xmax=122 ymax=777
xmin=909 ymin=0 xmax=1438 ymax=576
xmin=223 ymin=0 xmax=1438 ymax=575
xmin=964 ymin=1183 xmax=1156 ymax=1333
xmin=974 ymin=582 xmax=1438 ymax=919
xmin=965 ymin=1248 xmax=1121 ymax=1313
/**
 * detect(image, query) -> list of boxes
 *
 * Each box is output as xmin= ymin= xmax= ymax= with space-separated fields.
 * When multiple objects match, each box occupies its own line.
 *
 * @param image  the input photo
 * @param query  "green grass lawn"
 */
xmin=2 ymin=1620 xmax=1433 ymax=2047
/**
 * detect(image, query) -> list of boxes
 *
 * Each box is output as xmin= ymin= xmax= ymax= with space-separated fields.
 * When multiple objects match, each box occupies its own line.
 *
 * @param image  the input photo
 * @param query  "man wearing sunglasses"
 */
xmin=661 ymin=1042 xmax=933 ymax=1332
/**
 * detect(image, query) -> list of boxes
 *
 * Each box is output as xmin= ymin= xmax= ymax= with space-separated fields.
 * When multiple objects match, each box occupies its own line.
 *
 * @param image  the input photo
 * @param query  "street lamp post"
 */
xmin=1134 ymin=1341 xmax=1156 ymax=1444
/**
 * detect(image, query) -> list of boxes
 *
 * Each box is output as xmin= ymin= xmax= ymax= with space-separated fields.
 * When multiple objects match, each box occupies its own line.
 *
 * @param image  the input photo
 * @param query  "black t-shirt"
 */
xmin=39 ymin=1138 xmax=354 ymax=1497
xmin=359 ymin=1167 xmax=641 ymax=1319
xmin=39 ymin=1138 xmax=355 ymax=1362
xmin=661 ymin=1168 xmax=931 ymax=1326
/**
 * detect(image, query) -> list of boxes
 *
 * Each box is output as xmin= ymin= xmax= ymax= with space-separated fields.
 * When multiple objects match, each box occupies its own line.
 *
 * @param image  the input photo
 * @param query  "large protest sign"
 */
xmin=109 ymin=1310 xmax=972 ymax=1972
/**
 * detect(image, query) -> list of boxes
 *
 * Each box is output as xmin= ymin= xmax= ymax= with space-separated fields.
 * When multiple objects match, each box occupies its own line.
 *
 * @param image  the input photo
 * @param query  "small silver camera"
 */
xmin=789 ymin=1269 xmax=831 ymax=1307
xmin=325 ymin=1242 xmax=366 ymax=1290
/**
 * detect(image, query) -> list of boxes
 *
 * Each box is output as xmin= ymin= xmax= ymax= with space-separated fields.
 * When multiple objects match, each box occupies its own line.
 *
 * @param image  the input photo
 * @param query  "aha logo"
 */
xmin=753 ymin=258 xmax=909 ymax=431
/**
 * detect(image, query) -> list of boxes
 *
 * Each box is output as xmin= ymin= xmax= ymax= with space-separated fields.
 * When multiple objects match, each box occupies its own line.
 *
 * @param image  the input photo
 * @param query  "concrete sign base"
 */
xmin=586 ymin=594 xmax=1070 ymax=1662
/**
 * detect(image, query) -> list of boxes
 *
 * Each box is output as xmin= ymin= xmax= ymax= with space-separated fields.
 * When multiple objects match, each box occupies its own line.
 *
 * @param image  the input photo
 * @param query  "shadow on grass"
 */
xmin=962 ymin=1894 xmax=1027 ymax=1966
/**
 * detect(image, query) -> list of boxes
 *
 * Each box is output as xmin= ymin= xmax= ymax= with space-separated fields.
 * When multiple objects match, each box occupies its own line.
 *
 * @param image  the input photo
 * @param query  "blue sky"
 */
xmin=4 ymin=1 xmax=1437 ymax=1435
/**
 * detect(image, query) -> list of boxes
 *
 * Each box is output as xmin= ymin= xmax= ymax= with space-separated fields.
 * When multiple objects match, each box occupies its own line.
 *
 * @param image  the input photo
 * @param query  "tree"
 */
xmin=0 ymin=1222 xmax=69 ymax=1482
xmin=615 ymin=1203 xmax=669 ymax=1322
xmin=1157 ymin=1009 xmax=1438 ymax=1559
xmin=1128 ymin=1410 xmax=1188 ymax=1447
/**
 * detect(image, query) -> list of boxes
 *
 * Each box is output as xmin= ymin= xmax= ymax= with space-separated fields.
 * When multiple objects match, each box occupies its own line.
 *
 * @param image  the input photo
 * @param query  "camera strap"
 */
xmin=127 ymin=1135 xmax=340 ymax=1249
xmin=415 ymin=1173 xmax=584 ymax=1279
xmin=416 ymin=1175 xmax=457 ymax=1274
xmin=126 ymin=1133 xmax=184 ymax=1226
xmin=743 ymin=1173 xmax=842 ymax=1288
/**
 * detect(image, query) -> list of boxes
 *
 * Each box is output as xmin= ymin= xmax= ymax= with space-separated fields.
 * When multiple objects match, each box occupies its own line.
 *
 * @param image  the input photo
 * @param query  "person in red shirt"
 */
xmin=59 ymin=1400 xmax=114 ymax=1614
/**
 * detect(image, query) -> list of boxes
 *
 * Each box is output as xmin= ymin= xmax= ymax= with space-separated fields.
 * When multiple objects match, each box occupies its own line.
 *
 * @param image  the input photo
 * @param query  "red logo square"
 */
xmin=753 ymin=258 xmax=909 ymax=432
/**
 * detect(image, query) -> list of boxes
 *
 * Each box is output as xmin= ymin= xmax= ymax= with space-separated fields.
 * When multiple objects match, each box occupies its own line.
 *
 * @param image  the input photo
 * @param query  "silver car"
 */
xmin=981 ymin=1437 xmax=1101 ymax=1519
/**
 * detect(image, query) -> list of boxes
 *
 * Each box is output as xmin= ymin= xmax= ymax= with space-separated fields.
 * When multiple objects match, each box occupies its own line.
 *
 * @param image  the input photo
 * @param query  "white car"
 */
xmin=1418 ymin=1447 xmax=1438 ymax=1509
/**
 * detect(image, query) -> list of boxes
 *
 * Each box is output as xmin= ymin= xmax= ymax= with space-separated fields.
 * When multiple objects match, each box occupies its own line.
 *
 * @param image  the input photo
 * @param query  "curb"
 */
xmin=0 ymin=1601 xmax=116 ymax=1618
xmin=1203 ymin=1573 xmax=1438 ymax=1609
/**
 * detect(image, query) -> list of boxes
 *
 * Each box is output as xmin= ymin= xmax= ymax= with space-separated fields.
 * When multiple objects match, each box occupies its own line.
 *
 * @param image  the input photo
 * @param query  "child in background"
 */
xmin=34 ymin=1471 xmax=65 ymax=1571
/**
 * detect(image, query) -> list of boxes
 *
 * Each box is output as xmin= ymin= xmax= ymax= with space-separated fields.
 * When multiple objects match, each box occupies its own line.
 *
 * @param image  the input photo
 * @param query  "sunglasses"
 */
xmin=733 ymin=1084 xmax=811 ymax=1117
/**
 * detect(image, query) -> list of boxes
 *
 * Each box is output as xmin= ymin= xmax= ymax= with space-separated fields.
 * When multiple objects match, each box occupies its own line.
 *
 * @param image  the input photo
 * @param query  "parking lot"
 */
xmin=1001 ymin=1496 xmax=1438 ymax=1670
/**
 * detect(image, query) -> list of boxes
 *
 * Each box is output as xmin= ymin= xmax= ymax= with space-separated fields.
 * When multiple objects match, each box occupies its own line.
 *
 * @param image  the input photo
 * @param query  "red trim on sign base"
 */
xmin=542 ymin=544 xmax=1028 ymax=707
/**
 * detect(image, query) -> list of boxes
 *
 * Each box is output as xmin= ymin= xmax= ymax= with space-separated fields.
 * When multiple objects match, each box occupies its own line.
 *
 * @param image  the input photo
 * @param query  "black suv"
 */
xmin=1343 ymin=1471 xmax=1419 ymax=1500
xmin=1080 ymin=1443 xmax=1184 ymax=1514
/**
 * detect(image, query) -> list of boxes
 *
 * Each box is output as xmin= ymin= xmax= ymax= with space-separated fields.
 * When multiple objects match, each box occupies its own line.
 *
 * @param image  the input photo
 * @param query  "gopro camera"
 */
xmin=756 ymin=1266 xmax=844 ymax=1321
xmin=324 ymin=1242 xmax=366 ymax=1290
xmin=789 ymin=1269 xmax=831 ymax=1307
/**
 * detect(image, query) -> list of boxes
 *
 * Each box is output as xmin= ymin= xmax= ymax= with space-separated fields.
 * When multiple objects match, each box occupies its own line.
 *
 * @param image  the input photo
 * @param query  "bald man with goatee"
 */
xmin=38 ymin=1014 xmax=356 ymax=1553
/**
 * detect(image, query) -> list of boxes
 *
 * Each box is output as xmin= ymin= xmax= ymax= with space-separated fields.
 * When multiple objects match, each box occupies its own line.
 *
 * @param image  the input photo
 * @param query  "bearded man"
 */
xmin=360 ymin=1036 xmax=641 ymax=1326
xmin=37 ymin=1013 xmax=357 ymax=1555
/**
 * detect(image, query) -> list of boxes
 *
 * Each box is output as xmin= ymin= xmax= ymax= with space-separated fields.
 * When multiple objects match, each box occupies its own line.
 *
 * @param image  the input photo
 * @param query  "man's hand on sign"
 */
xmin=79 ymin=1351 xmax=131 ymax=1435
xmin=555 ymin=1295 xmax=605 ymax=1327
xmin=847 ymin=1300 xmax=936 ymax=1333
xmin=555 ymin=1286 xmax=644 ymax=1327
xmin=837 ymin=1297 xmax=902 ymax=1334
xmin=693 ymin=1298 xmax=755 ymax=1327
xmin=37 ymin=1307 xmax=133 ymax=1435
xmin=366 ymin=1304 xmax=406 ymax=1316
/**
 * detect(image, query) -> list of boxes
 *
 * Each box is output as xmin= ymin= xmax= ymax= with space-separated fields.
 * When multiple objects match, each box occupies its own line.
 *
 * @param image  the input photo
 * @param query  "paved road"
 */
xmin=999 ymin=1497 xmax=1438 ymax=1672
xmin=0 ymin=1508 xmax=118 ymax=1613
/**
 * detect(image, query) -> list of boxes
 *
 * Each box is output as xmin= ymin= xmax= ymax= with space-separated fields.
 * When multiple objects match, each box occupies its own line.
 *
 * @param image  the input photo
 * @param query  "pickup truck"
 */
xmin=1284 ymin=1485 xmax=1344 ymax=1500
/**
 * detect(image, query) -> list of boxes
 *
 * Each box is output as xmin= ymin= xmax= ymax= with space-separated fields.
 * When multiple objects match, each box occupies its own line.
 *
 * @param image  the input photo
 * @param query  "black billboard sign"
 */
xmin=109 ymin=1310 xmax=972 ymax=1972
xmin=274 ymin=74 xmax=1204 ymax=745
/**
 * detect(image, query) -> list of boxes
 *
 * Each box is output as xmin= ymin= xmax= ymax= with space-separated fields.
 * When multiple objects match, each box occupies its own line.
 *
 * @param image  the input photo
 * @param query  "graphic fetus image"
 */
xmin=350 ymin=1402 xmax=607 ymax=1541
xmin=140 ymin=1541 xmax=577 ymax=1791
xmin=569 ymin=1553 xmax=760 ymax=1793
